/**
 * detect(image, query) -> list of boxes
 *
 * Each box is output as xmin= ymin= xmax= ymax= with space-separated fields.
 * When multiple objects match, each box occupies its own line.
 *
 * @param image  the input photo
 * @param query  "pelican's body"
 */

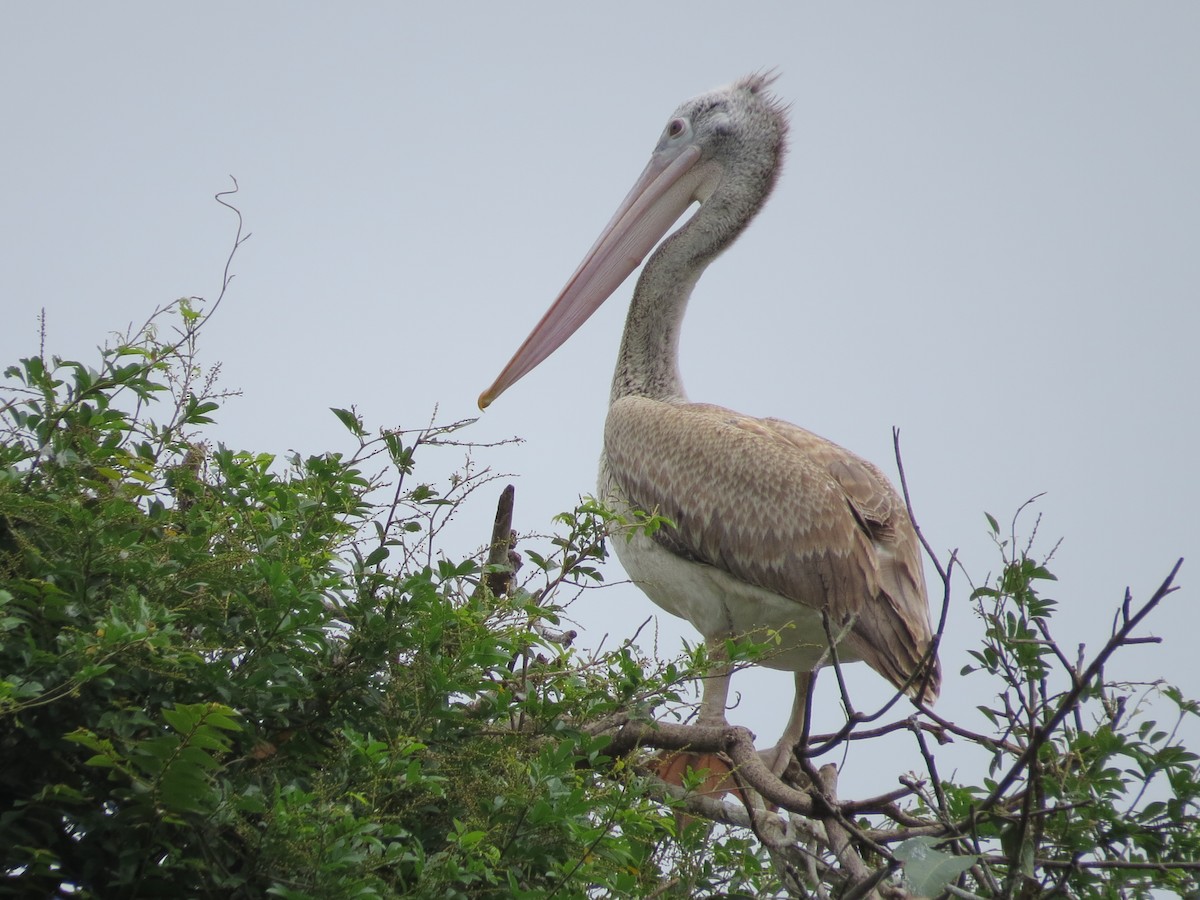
xmin=481 ymin=74 xmax=939 ymax=768
xmin=600 ymin=404 xmax=924 ymax=681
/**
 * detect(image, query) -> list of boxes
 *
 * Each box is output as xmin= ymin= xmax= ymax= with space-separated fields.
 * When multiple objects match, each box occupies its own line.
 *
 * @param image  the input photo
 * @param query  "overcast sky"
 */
xmin=3 ymin=4 xmax=1197 ymax=796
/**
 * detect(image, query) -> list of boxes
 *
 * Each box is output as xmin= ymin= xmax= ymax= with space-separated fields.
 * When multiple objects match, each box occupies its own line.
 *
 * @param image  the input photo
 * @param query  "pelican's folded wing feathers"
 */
xmin=604 ymin=396 xmax=939 ymax=701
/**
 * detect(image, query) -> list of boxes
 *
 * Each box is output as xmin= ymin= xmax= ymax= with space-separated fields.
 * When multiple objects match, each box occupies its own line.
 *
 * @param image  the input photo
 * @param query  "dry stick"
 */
xmin=806 ymin=715 xmax=1021 ymax=757
xmin=892 ymin=428 xmax=954 ymax=696
xmin=822 ymin=609 xmax=857 ymax=718
xmin=915 ymin=700 xmax=1024 ymax=754
xmin=863 ymin=811 xmax=947 ymax=838
xmin=472 ymin=483 xmax=516 ymax=601
xmin=469 ymin=486 xmax=568 ymax=734
xmin=840 ymin=785 xmax=917 ymax=815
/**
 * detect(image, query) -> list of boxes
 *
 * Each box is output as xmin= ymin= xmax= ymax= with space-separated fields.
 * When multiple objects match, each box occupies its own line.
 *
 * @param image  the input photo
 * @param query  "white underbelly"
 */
xmin=599 ymin=461 xmax=861 ymax=674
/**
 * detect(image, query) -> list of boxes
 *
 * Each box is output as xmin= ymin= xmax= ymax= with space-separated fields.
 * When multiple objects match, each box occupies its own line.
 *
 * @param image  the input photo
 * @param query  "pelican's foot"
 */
xmin=652 ymin=750 xmax=752 ymax=832
xmin=653 ymin=750 xmax=737 ymax=797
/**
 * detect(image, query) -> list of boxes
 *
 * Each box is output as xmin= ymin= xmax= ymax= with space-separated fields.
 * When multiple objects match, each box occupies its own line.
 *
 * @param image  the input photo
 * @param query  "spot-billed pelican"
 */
xmin=480 ymin=73 xmax=939 ymax=771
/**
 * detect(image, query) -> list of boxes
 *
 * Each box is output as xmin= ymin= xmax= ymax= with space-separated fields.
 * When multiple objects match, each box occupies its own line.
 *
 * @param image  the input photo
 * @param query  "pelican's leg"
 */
xmin=764 ymin=671 xmax=814 ymax=777
xmin=697 ymin=640 xmax=733 ymax=726
xmin=653 ymin=640 xmax=742 ymax=818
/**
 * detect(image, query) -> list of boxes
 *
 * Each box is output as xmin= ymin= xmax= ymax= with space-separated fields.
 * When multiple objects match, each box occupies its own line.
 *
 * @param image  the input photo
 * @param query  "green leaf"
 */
xmin=163 ymin=704 xmax=201 ymax=735
xmin=331 ymin=406 xmax=365 ymax=437
xmin=364 ymin=545 xmax=390 ymax=567
xmin=456 ymin=829 xmax=488 ymax=849
xmin=894 ymin=836 xmax=977 ymax=896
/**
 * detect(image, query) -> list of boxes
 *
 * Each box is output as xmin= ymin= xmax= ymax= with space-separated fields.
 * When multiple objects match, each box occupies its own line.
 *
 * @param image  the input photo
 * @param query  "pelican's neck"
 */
xmin=610 ymin=177 xmax=772 ymax=404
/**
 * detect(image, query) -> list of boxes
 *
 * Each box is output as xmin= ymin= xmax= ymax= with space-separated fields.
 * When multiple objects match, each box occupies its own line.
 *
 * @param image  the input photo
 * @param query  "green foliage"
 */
xmin=0 ymin=303 xmax=767 ymax=898
xmin=923 ymin=507 xmax=1200 ymax=897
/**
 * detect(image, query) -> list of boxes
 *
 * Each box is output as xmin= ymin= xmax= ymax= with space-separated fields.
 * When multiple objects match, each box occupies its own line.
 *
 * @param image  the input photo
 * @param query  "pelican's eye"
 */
xmin=666 ymin=118 xmax=687 ymax=139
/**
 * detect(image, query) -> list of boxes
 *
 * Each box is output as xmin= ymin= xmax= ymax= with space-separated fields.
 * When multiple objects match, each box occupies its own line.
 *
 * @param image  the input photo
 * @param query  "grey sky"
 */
xmin=3 ymin=4 xmax=1196 ymax=796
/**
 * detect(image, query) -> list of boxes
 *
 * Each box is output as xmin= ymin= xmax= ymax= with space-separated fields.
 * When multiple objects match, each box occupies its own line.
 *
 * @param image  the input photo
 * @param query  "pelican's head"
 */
xmin=659 ymin=71 xmax=789 ymax=207
xmin=479 ymin=73 xmax=788 ymax=410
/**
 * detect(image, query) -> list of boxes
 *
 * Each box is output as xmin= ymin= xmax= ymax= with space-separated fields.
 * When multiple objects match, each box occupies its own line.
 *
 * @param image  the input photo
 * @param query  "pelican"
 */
xmin=479 ymin=73 xmax=940 ymax=772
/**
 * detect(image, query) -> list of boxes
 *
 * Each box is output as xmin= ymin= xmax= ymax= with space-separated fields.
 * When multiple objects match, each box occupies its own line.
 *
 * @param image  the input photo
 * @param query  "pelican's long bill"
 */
xmin=478 ymin=142 xmax=716 ymax=410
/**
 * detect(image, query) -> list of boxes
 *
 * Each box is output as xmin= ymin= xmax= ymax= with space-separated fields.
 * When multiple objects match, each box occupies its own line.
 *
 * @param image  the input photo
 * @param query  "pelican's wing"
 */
xmin=604 ymin=396 xmax=939 ymax=700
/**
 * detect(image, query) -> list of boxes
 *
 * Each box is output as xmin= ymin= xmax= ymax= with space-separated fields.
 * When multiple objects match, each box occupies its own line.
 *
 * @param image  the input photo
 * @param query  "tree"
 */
xmin=1 ymin=208 xmax=1196 ymax=897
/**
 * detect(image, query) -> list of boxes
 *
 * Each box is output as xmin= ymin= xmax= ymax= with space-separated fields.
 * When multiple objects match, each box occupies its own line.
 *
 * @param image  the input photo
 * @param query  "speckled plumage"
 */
xmin=601 ymin=400 xmax=938 ymax=702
